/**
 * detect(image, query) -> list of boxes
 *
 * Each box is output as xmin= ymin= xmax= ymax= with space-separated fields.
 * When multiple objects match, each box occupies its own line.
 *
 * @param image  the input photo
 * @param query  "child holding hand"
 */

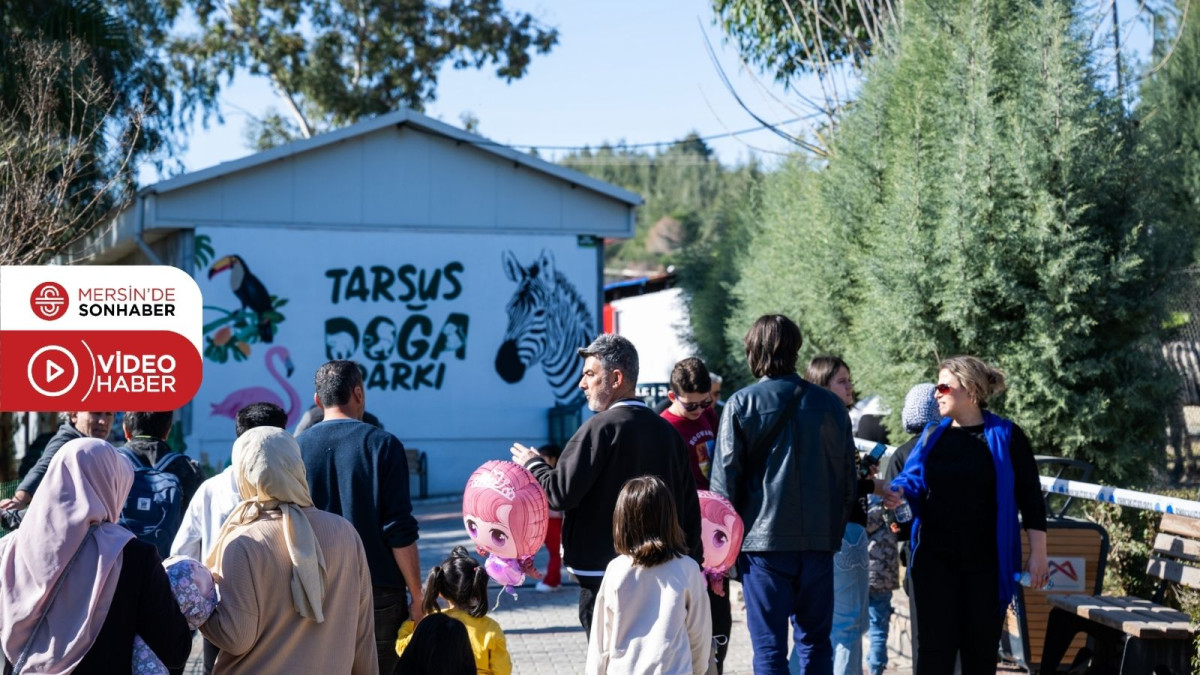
xmin=396 ymin=546 xmax=512 ymax=675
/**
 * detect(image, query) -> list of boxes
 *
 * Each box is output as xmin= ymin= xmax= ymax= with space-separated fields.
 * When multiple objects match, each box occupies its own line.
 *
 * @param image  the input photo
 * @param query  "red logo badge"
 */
xmin=30 ymin=282 xmax=69 ymax=320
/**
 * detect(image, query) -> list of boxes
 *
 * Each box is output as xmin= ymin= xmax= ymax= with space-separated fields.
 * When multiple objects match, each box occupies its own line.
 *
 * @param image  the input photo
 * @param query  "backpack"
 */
xmin=117 ymin=447 xmax=186 ymax=558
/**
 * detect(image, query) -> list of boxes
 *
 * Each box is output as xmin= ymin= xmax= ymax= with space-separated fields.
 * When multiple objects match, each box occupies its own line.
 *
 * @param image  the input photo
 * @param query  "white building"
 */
xmin=604 ymin=279 xmax=695 ymax=401
xmin=67 ymin=109 xmax=641 ymax=495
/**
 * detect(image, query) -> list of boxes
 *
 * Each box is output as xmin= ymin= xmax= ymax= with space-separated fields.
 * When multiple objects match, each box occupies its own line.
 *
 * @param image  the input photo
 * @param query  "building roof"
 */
xmin=63 ymin=108 xmax=643 ymax=265
xmin=151 ymin=108 xmax=642 ymax=206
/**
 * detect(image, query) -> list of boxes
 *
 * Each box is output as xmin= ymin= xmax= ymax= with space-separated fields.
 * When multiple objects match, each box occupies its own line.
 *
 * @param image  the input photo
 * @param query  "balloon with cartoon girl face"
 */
xmin=698 ymin=490 xmax=744 ymax=596
xmin=463 ymin=460 xmax=549 ymax=594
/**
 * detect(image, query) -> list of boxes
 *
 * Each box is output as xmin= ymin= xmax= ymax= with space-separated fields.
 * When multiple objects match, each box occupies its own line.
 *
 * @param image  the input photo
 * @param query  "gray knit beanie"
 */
xmin=902 ymin=383 xmax=942 ymax=433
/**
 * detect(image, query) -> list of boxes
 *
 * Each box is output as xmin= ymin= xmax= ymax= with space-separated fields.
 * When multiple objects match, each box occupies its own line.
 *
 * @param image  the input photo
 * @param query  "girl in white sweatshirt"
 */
xmin=586 ymin=476 xmax=712 ymax=674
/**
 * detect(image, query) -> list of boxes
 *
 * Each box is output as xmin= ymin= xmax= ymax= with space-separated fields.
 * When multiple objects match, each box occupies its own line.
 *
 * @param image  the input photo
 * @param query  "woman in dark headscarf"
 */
xmin=0 ymin=438 xmax=190 ymax=674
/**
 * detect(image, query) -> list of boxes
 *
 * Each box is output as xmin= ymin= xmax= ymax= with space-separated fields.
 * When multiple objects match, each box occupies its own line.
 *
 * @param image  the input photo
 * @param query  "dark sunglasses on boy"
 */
xmin=672 ymin=394 xmax=713 ymax=412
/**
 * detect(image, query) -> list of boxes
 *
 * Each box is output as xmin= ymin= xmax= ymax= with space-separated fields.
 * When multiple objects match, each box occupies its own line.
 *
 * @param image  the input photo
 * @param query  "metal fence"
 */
xmin=1166 ymin=267 xmax=1200 ymax=344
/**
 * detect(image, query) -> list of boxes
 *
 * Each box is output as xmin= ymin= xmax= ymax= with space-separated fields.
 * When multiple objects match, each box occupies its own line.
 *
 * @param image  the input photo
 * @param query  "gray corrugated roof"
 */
xmin=150 ymin=108 xmax=643 ymax=206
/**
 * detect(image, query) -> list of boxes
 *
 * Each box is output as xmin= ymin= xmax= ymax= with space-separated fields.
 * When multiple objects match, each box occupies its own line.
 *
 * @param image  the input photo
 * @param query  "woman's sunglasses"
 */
xmin=934 ymin=383 xmax=953 ymax=395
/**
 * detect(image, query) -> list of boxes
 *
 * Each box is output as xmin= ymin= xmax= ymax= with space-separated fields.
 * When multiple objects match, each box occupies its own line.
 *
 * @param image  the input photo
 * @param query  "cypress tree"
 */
xmin=727 ymin=157 xmax=857 ymax=363
xmin=733 ymin=0 xmax=1194 ymax=481
xmin=1138 ymin=0 xmax=1200 ymax=261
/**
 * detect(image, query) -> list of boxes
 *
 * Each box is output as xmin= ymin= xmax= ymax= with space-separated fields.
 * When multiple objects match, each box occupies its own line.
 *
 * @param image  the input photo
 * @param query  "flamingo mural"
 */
xmin=209 ymin=346 xmax=302 ymax=428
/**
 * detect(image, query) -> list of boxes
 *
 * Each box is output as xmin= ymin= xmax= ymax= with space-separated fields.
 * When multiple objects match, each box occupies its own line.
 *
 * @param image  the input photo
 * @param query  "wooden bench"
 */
xmin=1041 ymin=514 xmax=1200 ymax=674
xmin=406 ymin=448 xmax=428 ymax=500
xmin=1002 ymin=519 xmax=1109 ymax=671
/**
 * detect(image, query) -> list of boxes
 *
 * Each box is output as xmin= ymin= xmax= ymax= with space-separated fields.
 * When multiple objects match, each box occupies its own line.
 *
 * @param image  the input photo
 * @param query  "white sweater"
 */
xmin=586 ymin=554 xmax=712 ymax=674
xmin=170 ymin=465 xmax=240 ymax=560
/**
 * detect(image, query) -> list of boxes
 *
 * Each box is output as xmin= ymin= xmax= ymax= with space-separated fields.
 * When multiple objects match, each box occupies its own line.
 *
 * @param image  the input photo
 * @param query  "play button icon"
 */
xmin=27 ymin=345 xmax=80 ymax=397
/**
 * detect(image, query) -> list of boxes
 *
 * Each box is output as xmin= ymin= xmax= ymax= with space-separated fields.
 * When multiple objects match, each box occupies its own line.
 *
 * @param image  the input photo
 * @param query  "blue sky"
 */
xmin=139 ymin=0 xmax=1161 ymax=186
xmin=139 ymin=1 xmax=806 ymax=185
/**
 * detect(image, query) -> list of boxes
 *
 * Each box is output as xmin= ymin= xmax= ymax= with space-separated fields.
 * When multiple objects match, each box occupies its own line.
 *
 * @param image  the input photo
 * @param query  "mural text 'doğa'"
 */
xmin=495 ymin=249 xmax=592 ymax=408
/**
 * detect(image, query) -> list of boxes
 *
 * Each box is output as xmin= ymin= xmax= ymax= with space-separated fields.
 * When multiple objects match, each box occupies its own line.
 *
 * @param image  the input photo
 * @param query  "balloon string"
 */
xmin=704 ymin=568 xmax=728 ymax=596
xmin=492 ymin=584 xmax=518 ymax=612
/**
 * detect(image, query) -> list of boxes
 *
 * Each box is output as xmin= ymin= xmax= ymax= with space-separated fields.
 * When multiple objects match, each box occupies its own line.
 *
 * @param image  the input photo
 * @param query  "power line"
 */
xmin=477 ymin=117 xmax=808 ymax=153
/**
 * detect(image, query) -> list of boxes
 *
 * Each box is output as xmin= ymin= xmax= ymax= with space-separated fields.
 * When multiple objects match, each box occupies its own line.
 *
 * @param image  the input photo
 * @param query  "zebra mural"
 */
xmin=495 ymin=249 xmax=594 ymax=407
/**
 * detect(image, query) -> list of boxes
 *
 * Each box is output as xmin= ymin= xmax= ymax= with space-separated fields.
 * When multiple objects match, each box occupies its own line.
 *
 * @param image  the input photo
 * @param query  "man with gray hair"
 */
xmin=511 ymin=334 xmax=703 ymax=636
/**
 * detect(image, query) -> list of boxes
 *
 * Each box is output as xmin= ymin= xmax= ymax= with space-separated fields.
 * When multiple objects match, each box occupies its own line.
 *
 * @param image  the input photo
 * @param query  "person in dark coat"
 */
xmin=510 ymin=334 xmax=703 ymax=637
xmin=889 ymin=357 xmax=1048 ymax=674
xmin=710 ymin=316 xmax=856 ymax=675
xmin=1 ymin=412 xmax=115 ymax=511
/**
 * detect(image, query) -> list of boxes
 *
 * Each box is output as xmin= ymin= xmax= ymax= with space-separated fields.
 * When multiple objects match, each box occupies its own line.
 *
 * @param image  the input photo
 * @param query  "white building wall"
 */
xmin=192 ymin=227 xmax=601 ymax=496
xmin=609 ymin=288 xmax=694 ymax=385
xmin=65 ymin=111 xmax=635 ymax=497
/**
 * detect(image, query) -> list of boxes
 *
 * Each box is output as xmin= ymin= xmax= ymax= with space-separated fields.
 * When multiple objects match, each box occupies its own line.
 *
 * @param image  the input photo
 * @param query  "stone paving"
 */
xmin=185 ymin=497 xmax=916 ymax=674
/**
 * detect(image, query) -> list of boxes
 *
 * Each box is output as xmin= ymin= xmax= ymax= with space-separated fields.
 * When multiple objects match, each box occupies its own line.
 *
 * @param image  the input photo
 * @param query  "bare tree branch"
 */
xmin=0 ymin=37 xmax=143 ymax=266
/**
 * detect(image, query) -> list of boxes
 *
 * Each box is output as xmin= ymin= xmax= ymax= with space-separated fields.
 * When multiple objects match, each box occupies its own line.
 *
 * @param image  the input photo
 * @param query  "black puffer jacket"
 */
xmin=711 ymin=374 xmax=856 ymax=553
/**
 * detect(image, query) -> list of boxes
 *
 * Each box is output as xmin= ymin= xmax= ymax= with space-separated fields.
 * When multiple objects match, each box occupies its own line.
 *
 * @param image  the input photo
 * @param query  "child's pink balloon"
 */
xmin=463 ymin=460 xmax=549 ymax=588
xmin=698 ymin=490 xmax=744 ymax=573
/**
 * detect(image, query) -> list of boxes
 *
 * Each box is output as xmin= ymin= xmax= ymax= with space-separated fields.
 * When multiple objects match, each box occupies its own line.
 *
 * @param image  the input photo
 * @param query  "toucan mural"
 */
xmin=201 ymin=250 xmax=289 ymax=365
xmin=209 ymin=254 xmax=275 ymax=343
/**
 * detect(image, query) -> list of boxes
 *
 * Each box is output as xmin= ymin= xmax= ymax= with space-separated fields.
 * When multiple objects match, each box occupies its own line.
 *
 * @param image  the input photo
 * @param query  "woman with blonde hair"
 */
xmin=889 ymin=356 xmax=1047 ymax=674
xmin=201 ymin=426 xmax=377 ymax=673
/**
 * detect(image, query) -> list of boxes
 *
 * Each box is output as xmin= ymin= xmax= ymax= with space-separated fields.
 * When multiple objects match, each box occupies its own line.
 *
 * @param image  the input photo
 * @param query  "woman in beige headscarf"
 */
xmin=200 ymin=426 xmax=377 ymax=674
xmin=0 ymin=438 xmax=191 ymax=674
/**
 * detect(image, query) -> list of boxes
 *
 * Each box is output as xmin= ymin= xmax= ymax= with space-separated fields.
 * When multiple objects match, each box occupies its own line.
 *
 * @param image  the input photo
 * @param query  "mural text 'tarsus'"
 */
xmin=324 ymin=262 xmax=468 ymax=391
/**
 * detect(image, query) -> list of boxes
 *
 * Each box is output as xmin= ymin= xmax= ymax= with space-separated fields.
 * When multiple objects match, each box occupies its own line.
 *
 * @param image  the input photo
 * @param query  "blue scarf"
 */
xmin=889 ymin=411 xmax=1020 ymax=611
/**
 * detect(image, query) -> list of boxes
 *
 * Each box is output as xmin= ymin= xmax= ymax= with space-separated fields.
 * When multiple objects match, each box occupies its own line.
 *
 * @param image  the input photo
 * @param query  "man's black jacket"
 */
xmin=712 ymin=373 xmax=856 ymax=553
xmin=526 ymin=402 xmax=703 ymax=575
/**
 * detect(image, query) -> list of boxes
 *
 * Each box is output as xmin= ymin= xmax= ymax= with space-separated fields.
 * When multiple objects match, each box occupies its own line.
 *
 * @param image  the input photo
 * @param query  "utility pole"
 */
xmin=1112 ymin=0 xmax=1126 ymax=107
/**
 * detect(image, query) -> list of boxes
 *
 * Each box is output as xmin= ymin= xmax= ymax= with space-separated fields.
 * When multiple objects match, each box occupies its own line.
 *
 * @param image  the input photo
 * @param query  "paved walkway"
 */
xmin=186 ymin=497 xmax=916 ymax=673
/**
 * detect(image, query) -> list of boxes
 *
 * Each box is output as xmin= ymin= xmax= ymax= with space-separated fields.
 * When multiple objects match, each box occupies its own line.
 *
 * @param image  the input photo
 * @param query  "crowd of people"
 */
xmin=0 ymin=312 xmax=1051 ymax=675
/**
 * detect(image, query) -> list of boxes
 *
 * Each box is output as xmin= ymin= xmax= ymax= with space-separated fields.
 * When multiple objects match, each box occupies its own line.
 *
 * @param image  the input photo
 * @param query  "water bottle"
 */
xmin=1015 ymin=571 xmax=1054 ymax=590
xmin=893 ymin=498 xmax=912 ymax=523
